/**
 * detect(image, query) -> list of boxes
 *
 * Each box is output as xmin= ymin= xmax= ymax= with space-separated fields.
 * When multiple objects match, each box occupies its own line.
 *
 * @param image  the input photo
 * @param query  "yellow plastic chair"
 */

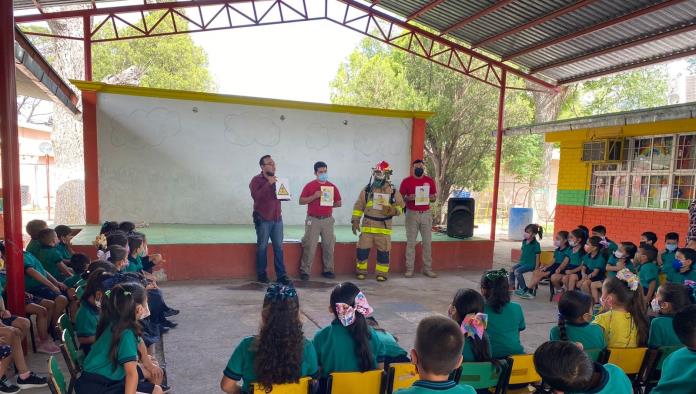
xmin=507 ymin=355 xmax=541 ymax=393
xmin=387 ymin=363 xmax=418 ymax=393
xmin=607 ymin=347 xmax=647 ymax=376
xmin=539 ymin=251 xmax=554 ymax=266
xmin=328 ymin=370 xmax=385 ymax=394
xmin=250 ymin=377 xmax=313 ymax=394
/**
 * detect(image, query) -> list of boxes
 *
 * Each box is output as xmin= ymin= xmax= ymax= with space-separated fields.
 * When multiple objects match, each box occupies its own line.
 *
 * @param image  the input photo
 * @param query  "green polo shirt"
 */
xmin=56 ymin=242 xmax=72 ymax=260
xmin=605 ymin=239 xmax=618 ymax=253
xmin=660 ymin=250 xmax=677 ymax=278
xmin=82 ymin=324 xmax=139 ymax=381
xmin=23 ymin=251 xmax=49 ymax=290
xmin=395 ymin=380 xmax=476 ymax=394
xmin=549 ymin=322 xmax=606 ymax=350
xmin=553 ymin=246 xmax=571 ymax=265
xmin=35 ymin=245 xmax=65 ymax=280
xmin=372 ymin=330 xmax=407 ymax=359
xmin=568 ymin=249 xmax=584 ymax=268
xmin=652 ymin=348 xmax=696 ymax=394
xmin=637 ymin=261 xmax=659 ymax=290
xmin=483 ymin=302 xmax=525 ymax=358
xmin=606 ymin=255 xmax=635 ymax=278
xmin=667 ymin=266 xmax=696 ymax=284
xmin=223 ymin=336 xmax=318 ymax=392
xmin=462 ymin=335 xmax=493 ymax=362
xmin=0 ymin=273 xmax=7 ymax=289
xmin=25 ymin=239 xmax=41 ymax=257
xmin=583 ymin=253 xmax=606 ymax=276
xmin=64 ymin=273 xmax=82 ymax=288
xmin=648 ymin=316 xmax=682 ymax=349
xmin=519 ymin=239 xmax=541 ymax=269
xmin=75 ymin=301 xmax=100 ymax=339
xmin=569 ymin=363 xmax=632 ymax=394
xmin=125 ymin=255 xmax=143 ymax=273
xmin=312 ymin=320 xmax=386 ymax=377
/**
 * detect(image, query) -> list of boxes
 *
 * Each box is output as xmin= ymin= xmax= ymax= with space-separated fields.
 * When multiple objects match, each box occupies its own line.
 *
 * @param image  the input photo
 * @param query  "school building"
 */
xmin=503 ymin=102 xmax=696 ymax=247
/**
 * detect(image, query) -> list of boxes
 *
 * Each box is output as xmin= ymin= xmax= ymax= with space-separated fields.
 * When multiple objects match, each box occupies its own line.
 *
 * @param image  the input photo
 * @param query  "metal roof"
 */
xmin=11 ymin=0 xmax=696 ymax=86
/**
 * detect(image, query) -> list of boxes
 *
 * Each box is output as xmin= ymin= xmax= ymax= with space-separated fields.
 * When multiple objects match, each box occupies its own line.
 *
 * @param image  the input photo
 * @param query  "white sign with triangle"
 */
xmin=276 ymin=178 xmax=291 ymax=200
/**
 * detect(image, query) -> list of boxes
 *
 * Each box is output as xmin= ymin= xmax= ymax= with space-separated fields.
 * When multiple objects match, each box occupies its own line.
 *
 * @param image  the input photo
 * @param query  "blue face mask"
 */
xmin=318 ymin=173 xmax=328 ymax=182
xmin=665 ymin=244 xmax=678 ymax=252
xmin=672 ymin=259 xmax=684 ymax=271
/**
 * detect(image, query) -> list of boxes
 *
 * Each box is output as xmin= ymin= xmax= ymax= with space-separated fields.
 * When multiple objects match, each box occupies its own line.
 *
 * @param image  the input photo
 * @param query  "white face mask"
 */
xmin=650 ymin=298 xmax=661 ymax=313
xmin=138 ymin=304 xmax=151 ymax=320
xmin=94 ymin=297 xmax=102 ymax=309
xmin=553 ymin=240 xmax=561 ymax=247
xmin=614 ymin=250 xmax=624 ymax=259
xmin=569 ymin=240 xmax=576 ymax=247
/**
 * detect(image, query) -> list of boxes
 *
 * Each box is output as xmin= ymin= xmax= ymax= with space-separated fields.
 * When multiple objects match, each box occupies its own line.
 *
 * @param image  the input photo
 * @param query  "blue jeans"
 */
xmin=255 ymin=219 xmax=287 ymax=279
xmin=510 ymin=263 xmax=534 ymax=290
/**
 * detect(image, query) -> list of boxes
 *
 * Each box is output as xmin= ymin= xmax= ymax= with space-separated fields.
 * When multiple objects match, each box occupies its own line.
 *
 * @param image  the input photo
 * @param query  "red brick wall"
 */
xmin=555 ymin=205 xmax=689 ymax=248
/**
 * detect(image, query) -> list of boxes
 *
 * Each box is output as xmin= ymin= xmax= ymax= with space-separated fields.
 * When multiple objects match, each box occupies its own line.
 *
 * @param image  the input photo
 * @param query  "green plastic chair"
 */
xmin=585 ymin=348 xmax=609 ymax=363
xmin=75 ymin=285 xmax=85 ymax=301
xmin=58 ymin=314 xmax=78 ymax=350
xmin=61 ymin=329 xmax=83 ymax=394
xmin=639 ymin=346 xmax=683 ymax=391
xmin=48 ymin=356 xmax=67 ymax=394
xmin=456 ymin=360 xmax=510 ymax=394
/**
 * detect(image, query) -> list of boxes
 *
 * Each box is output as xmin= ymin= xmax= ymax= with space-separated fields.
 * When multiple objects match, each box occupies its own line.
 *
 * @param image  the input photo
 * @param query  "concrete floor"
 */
xmin=22 ymin=239 xmax=558 ymax=394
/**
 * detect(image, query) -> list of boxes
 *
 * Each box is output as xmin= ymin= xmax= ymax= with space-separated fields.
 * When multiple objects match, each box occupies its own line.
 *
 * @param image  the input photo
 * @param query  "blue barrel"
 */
xmin=508 ymin=208 xmax=533 ymax=241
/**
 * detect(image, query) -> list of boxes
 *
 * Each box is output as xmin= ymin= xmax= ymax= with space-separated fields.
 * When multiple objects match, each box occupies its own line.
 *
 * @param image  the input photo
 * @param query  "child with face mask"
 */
xmin=668 ymin=248 xmax=696 ymax=284
xmin=75 ymin=268 xmax=114 ymax=355
xmin=658 ymin=233 xmax=679 ymax=284
xmin=551 ymin=290 xmax=606 ymax=352
xmin=648 ymin=282 xmax=694 ymax=348
xmin=592 ymin=270 xmax=649 ymax=348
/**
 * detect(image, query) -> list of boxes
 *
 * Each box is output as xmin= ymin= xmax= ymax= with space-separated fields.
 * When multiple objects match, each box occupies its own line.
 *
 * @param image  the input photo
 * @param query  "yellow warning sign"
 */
xmin=276 ymin=177 xmax=291 ymax=200
xmin=278 ymin=184 xmax=289 ymax=196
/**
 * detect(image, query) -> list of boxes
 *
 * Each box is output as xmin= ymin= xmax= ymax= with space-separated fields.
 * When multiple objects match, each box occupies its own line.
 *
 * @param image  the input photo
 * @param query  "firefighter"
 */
xmin=351 ymin=161 xmax=405 ymax=281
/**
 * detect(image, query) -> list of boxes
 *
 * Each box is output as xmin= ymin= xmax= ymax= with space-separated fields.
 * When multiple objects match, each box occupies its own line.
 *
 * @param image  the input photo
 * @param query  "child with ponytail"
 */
xmin=592 ymin=269 xmax=649 ymax=348
xmin=510 ymin=224 xmax=543 ymax=299
xmin=75 ymin=268 xmax=113 ymax=355
xmin=550 ymin=290 xmax=605 ymax=351
xmin=448 ymin=289 xmax=494 ymax=363
xmin=561 ymin=229 xmax=587 ymax=292
xmin=648 ymin=282 xmax=695 ymax=348
xmin=481 ymin=269 xmax=526 ymax=358
xmin=313 ymin=282 xmax=386 ymax=379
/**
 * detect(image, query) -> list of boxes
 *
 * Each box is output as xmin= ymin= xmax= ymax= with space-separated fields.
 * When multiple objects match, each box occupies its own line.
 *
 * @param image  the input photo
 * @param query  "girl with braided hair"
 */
xmin=550 ymin=290 xmax=605 ymax=351
xmin=481 ymin=269 xmax=526 ymax=358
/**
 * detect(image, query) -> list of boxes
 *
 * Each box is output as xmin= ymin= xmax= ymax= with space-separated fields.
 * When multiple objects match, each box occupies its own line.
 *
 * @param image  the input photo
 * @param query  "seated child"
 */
xmin=592 ymin=269 xmax=649 ymax=348
xmin=312 ymin=282 xmax=386 ymax=378
xmin=636 ymin=244 xmax=659 ymax=305
xmin=54 ymin=224 xmax=74 ymax=260
xmin=670 ymin=248 xmax=696 ymax=284
xmin=366 ymin=317 xmax=409 ymax=366
xmin=397 ymin=316 xmax=475 ymax=394
xmin=641 ymin=231 xmax=658 ymax=248
xmin=0 ymin=324 xmax=48 ymax=390
xmin=65 ymin=253 xmax=89 ymax=289
xmin=35 ymin=228 xmax=72 ymax=281
xmin=579 ymin=236 xmax=608 ymax=304
xmin=591 ymin=225 xmax=618 ymax=253
xmin=510 ymin=224 xmax=542 ymax=299
xmin=551 ymin=291 xmax=606 ymax=351
xmin=76 ymin=268 xmax=113 ymax=355
xmin=528 ymin=231 xmax=571 ymax=300
xmin=562 ymin=229 xmax=587 ymax=292
xmin=652 ymin=305 xmax=696 ymax=394
xmin=604 ymin=242 xmax=636 ymax=278
xmin=23 ymin=250 xmax=68 ymax=335
xmin=25 ymin=219 xmax=47 ymax=257
xmin=119 ymin=221 xmax=137 ymax=235
xmin=76 ymin=283 xmax=165 ymax=394
xmin=0 ymin=345 xmax=15 ymax=392
xmin=448 ymin=289 xmax=494 ymax=363
xmin=648 ymin=282 xmax=693 ymax=348
xmin=534 ymin=341 xmax=631 ymax=393
xmin=221 ymin=284 xmax=318 ymax=393
xmin=481 ymin=269 xmax=525 ymax=358
xmin=108 ymin=246 xmax=130 ymax=271
xmin=126 ymin=236 xmax=145 ymax=273
xmin=658 ymin=233 xmax=679 ymax=284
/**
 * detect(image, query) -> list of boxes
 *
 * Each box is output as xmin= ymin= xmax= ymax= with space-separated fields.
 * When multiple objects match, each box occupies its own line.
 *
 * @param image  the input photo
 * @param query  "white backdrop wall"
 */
xmin=97 ymin=92 xmax=413 ymax=225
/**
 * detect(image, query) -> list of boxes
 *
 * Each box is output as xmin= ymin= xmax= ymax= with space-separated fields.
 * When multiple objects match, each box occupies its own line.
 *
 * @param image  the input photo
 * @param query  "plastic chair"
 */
xmin=456 ymin=360 xmax=510 ymax=394
xmin=507 ymin=355 xmax=541 ymax=393
xmin=638 ymin=346 xmax=682 ymax=391
xmin=75 ymin=285 xmax=85 ymax=301
xmin=328 ymin=370 xmax=385 ymax=394
xmin=47 ymin=356 xmax=67 ymax=394
xmin=250 ymin=377 xmax=313 ymax=394
xmin=58 ymin=314 xmax=78 ymax=351
xmin=607 ymin=347 xmax=648 ymax=392
xmin=60 ymin=329 xmax=83 ymax=394
xmin=387 ymin=362 xmax=418 ymax=393
xmin=585 ymin=348 xmax=610 ymax=364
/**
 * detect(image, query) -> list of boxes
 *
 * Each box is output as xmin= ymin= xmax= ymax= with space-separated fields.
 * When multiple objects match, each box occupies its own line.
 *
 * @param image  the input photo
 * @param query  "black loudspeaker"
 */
xmin=447 ymin=197 xmax=475 ymax=239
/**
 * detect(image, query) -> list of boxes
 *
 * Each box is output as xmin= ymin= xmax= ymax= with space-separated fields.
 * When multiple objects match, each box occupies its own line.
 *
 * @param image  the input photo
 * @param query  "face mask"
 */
xmin=584 ymin=244 xmax=592 ymax=253
xmin=264 ymin=171 xmax=274 ymax=177
xmin=666 ymin=244 xmax=678 ymax=252
xmin=94 ymin=297 xmax=101 ymax=309
xmin=138 ymin=304 xmax=151 ymax=320
xmin=569 ymin=240 xmax=576 ymax=247
xmin=650 ymin=298 xmax=661 ymax=313
xmin=613 ymin=250 xmax=624 ymax=259
xmin=672 ymin=259 xmax=684 ymax=271
xmin=372 ymin=178 xmax=385 ymax=188
xmin=138 ymin=249 xmax=146 ymax=258
xmin=414 ymin=168 xmax=424 ymax=177
xmin=553 ymin=240 xmax=560 ymax=247
xmin=318 ymin=173 xmax=328 ymax=182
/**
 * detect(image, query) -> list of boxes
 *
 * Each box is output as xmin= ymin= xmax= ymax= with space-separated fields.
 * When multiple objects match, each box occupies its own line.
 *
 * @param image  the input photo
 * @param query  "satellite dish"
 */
xmin=39 ymin=142 xmax=53 ymax=155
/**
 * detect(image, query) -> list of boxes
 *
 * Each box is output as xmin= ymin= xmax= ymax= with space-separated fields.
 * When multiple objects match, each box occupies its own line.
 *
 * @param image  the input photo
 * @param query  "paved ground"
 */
xmin=22 ymin=238 xmax=557 ymax=393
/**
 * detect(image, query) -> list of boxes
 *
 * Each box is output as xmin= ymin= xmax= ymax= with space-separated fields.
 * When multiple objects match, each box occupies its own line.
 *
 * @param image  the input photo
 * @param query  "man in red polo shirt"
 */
xmin=399 ymin=159 xmax=437 ymax=278
xmin=298 ymin=161 xmax=342 ymax=280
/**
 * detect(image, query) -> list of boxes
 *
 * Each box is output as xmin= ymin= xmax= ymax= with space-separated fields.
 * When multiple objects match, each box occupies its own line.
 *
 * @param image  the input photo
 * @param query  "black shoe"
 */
xmin=16 ymin=372 xmax=47 ymax=389
xmin=277 ymin=276 xmax=291 ymax=285
xmin=299 ymin=273 xmax=310 ymax=281
xmin=163 ymin=308 xmax=180 ymax=317
xmin=159 ymin=325 xmax=170 ymax=334
xmin=161 ymin=385 xmax=172 ymax=394
xmin=0 ymin=377 xmax=20 ymax=393
xmin=161 ymin=319 xmax=178 ymax=329
xmin=321 ymin=271 xmax=336 ymax=279
xmin=257 ymin=274 xmax=270 ymax=284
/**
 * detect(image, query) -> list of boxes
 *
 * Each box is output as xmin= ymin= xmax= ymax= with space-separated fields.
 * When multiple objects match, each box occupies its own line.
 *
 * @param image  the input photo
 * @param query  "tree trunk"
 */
xmin=47 ymin=16 xmax=87 ymax=224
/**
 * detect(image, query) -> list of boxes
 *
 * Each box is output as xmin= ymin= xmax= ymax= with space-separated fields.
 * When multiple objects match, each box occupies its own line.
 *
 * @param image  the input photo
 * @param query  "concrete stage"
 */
xmin=72 ymin=224 xmax=493 ymax=281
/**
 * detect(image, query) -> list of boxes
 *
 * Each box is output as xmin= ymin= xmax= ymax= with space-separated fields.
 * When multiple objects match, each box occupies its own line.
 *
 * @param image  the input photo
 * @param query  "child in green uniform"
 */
xmin=648 ymin=283 xmax=692 ymax=348
xmin=562 ymin=229 xmax=587 ymax=292
xmin=448 ymin=289 xmax=494 ymax=363
xmin=312 ymin=282 xmax=386 ymax=378
xmin=108 ymin=246 xmax=130 ymax=272
xmin=76 ymin=283 xmax=164 ymax=394
xmin=605 ymin=242 xmax=636 ymax=279
xmin=366 ymin=317 xmax=409 ymax=366
xmin=396 ymin=316 xmax=475 ymax=394
xmin=64 ymin=254 xmax=89 ymax=289
xmin=54 ymin=225 xmax=74 ymax=260
xmin=550 ymin=291 xmax=606 ymax=352
xmin=126 ymin=236 xmax=145 ymax=273
xmin=641 ymin=231 xmax=658 ymax=247
xmin=652 ymin=305 xmax=696 ymax=394
xmin=76 ymin=268 xmax=113 ymax=355
xmin=591 ymin=225 xmax=618 ymax=253
xmin=658 ymin=233 xmax=679 ymax=284
xmin=549 ymin=231 xmax=572 ymax=296
xmin=24 ymin=219 xmax=47 ymax=257
xmin=23 ymin=251 xmax=68 ymax=335
xmin=221 ymin=284 xmax=318 ymax=394
xmin=534 ymin=341 xmax=632 ymax=393
xmin=35 ymin=228 xmax=72 ymax=281
xmin=579 ymin=236 xmax=608 ymax=305
xmin=670 ymin=248 xmax=696 ymax=284
xmin=510 ymin=224 xmax=543 ymax=299
xmin=636 ymin=244 xmax=659 ymax=304
xmin=481 ymin=269 xmax=525 ymax=358
xmin=592 ymin=271 xmax=649 ymax=348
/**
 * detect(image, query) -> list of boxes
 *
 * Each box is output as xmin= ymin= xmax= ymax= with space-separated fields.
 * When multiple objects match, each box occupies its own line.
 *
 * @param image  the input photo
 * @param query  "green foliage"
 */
xmin=502 ymin=134 xmax=544 ymax=183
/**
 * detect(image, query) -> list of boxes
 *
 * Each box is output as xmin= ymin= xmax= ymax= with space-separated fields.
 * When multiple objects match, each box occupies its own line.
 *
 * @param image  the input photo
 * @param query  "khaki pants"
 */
xmin=356 ymin=233 xmax=391 ymax=277
xmin=405 ymin=209 xmax=433 ymax=271
xmin=300 ymin=216 xmax=336 ymax=274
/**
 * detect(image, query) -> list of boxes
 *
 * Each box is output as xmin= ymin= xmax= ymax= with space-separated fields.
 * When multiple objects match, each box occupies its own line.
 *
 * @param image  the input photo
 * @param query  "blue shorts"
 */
xmin=27 ymin=285 xmax=62 ymax=301
xmin=545 ymin=263 xmax=561 ymax=274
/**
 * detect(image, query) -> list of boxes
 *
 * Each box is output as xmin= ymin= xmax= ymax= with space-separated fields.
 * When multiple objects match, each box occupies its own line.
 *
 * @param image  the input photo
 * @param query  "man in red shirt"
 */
xmin=399 ymin=159 xmax=437 ymax=278
xmin=249 ymin=154 xmax=288 ymax=284
xmin=298 ymin=161 xmax=342 ymax=280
